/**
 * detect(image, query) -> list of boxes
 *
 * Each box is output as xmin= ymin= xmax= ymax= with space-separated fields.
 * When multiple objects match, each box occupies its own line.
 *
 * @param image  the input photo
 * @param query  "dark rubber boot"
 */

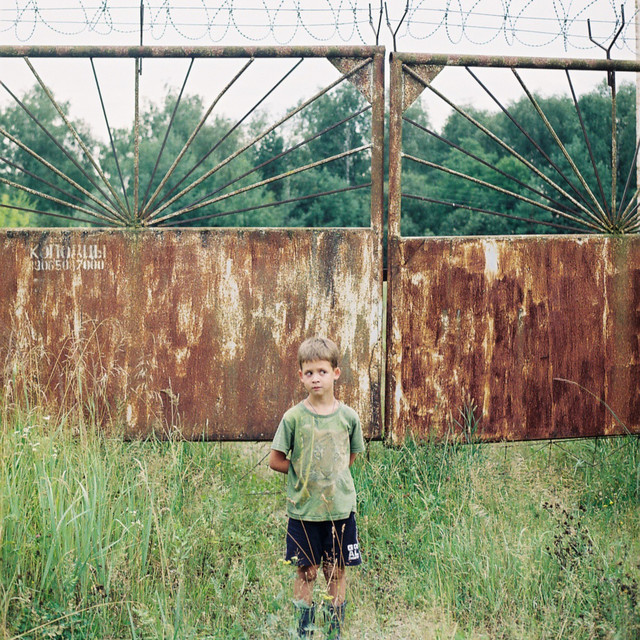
xmin=295 ymin=602 xmax=316 ymax=638
xmin=325 ymin=601 xmax=346 ymax=640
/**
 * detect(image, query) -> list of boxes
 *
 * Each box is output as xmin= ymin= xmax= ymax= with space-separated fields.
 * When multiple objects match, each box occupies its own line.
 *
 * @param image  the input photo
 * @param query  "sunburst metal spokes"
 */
xmin=0 ymin=48 xmax=379 ymax=229
xmin=397 ymin=56 xmax=640 ymax=236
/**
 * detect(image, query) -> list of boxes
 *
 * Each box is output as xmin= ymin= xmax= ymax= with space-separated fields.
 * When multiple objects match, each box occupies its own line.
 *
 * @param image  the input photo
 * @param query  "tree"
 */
xmin=400 ymin=81 xmax=637 ymax=236
xmin=282 ymin=83 xmax=372 ymax=227
xmin=102 ymin=94 xmax=282 ymax=227
xmin=0 ymin=86 xmax=105 ymax=227
xmin=0 ymin=191 xmax=33 ymax=227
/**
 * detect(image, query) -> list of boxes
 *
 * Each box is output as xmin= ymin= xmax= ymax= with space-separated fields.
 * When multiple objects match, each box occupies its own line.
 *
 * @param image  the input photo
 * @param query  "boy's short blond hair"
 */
xmin=298 ymin=337 xmax=340 ymax=370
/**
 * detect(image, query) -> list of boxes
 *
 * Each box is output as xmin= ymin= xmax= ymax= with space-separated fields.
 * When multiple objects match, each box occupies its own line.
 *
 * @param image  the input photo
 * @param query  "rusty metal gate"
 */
xmin=4 ymin=47 xmax=640 ymax=444
xmin=387 ymin=53 xmax=640 ymax=443
xmin=0 ymin=46 xmax=385 ymax=440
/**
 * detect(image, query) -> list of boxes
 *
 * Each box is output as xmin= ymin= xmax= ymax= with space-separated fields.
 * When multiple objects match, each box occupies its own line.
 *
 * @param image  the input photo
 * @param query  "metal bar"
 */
xmin=134 ymin=58 xmax=140 ymax=222
xmin=402 ymin=193 xmax=588 ymax=233
xmin=0 ymin=124 xmax=124 ymax=222
xmin=565 ymin=69 xmax=610 ymax=218
xmin=163 ymin=182 xmax=372 ymax=226
xmin=369 ymin=1 xmax=384 ymax=45
xmin=90 ymin=58 xmax=132 ymax=216
xmin=0 ymin=202 xmax=104 ymax=226
xmin=385 ymin=53 xmax=404 ymax=445
xmin=140 ymin=58 xmax=255 ymax=218
xmin=404 ymin=65 xmax=609 ymax=231
xmin=617 ymin=190 xmax=640 ymax=229
xmin=145 ymin=57 xmax=374 ymax=225
xmin=465 ymin=67 xmax=596 ymax=216
xmin=370 ymin=49 xmax=386 ymax=236
xmin=140 ymin=58 xmax=195 ymax=210
xmin=391 ymin=52 xmax=640 ymax=72
xmin=619 ymin=206 xmax=640 ymax=232
xmin=403 ymin=154 xmax=601 ymax=231
xmin=611 ymin=81 xmax=618 ymax=219
xmin=615 ymin=128 xmax=640 ymax=226
xmin=617 ymin=188 xmax=640 ymax=229
xmin=617 ymin=208 xmax=639 ymax=231
xmin=0 ymin=77 xmax=127 ymax=222
xmin=403 ymin=117 xmax=581 ymax=217
xmin=184 ymin=106 xmax=371 ymax=213
xmin=511 ymin=68 xmax=610 ymax=227
xmin=1 ymin=155 xmax=110 ymax=215
xmin=0 ymin=176 xmax=126 ymax=225
xmin=151 ymin=145 xmax=371 ymax=225
xmin=24 ymin=57 xmax=130 ymax=220
xmin=0 ymin=46 xmax=383 ymax=59
xmin=152 ymin=58 xmax=304 ymax=213
xmin=388 ymin=54 xmax=403 ymax=240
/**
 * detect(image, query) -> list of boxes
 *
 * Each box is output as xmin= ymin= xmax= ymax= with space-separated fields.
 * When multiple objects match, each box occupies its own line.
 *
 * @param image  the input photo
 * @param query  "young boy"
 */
xmin=270 ymin=337 xmax=365 ymax=639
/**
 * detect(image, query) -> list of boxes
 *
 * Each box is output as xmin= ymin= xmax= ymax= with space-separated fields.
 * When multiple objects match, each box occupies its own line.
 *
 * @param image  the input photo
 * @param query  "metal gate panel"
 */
xmin=387 ymin=235 xmax=640 ymax=443
xmin=1 ymin=227 xmax=383 ymax=439
xmin=387 ymin=53 xmax=640 ymax=443
xmin=0 ymin=46 xmax=385 ymax=440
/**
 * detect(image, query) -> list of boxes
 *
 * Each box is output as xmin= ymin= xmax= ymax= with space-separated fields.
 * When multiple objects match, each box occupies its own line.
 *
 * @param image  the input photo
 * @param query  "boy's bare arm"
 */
xmin=269 ymin=449 xmax=290 ymax=474
xmin=349 ymin=452 xmax=358 ymax=467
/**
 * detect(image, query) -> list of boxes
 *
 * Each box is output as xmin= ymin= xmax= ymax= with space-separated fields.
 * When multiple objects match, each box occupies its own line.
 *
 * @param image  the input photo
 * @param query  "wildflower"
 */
xmin=19 ymin=425 xmax=33 ymax=439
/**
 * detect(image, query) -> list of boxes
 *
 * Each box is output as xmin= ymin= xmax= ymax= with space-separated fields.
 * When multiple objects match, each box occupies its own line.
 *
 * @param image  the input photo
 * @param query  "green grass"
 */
xmin=0 ymin=405 xmax=638 ymax=639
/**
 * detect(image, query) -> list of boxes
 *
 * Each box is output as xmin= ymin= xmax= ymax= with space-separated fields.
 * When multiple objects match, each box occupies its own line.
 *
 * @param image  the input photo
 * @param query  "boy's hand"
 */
xmin=269 ymin=449 xmax=290 ymax=474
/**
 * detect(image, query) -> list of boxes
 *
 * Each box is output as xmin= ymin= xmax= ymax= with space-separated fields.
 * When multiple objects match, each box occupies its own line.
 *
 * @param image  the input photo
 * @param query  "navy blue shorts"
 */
xmin=285 ymin=513 xmax=362 ymax=568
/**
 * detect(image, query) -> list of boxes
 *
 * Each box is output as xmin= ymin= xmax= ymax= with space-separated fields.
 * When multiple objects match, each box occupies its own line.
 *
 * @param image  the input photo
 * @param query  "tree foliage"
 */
xmin=400 ymin=81 xmax=637 ymax=236
xmin=0 ymin=78 xmax=636 ymax=235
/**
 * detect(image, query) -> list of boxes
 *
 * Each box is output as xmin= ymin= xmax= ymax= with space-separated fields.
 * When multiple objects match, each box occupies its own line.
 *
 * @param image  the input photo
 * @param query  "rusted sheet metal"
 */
xmin=400 ymin=64 xmax=443 ymax=113
xmin=1 ymin=228 xmax=383 ymax=440
xmin=386 ymin=235 xmax=640 ymax=443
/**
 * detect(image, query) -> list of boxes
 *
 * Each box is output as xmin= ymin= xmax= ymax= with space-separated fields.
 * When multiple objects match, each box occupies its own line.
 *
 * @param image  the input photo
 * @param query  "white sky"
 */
xmin=0 ymin=1 xmax=638 ymax=136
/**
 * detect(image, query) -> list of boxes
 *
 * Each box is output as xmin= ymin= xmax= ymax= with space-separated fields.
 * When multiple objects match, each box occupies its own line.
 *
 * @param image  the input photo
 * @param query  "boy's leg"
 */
xmin=321 ymin=563 xmax=346 ymax=606
xmin=320 ymin=511 xmax=361 ymax=640
xmin=294 ymin=564 xmax=319 ymax=605
xmin=322 ymin=565 xmax=347 ymax=639
xmin=294 ymin=565 xmax=318 ymax=638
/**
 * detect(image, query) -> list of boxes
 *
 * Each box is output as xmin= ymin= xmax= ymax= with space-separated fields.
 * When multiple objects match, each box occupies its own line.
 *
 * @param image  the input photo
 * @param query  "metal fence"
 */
xmin=0 ymin=46 xmax=385 ymax=440
xmin=386 ymin=52 xmax=640 ymax=443
xmin=1 ymin=47 xmax=639 ymax=442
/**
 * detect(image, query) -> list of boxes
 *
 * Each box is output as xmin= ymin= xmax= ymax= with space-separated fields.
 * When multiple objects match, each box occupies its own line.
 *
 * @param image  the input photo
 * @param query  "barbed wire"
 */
xmin=0 ymin=1 xmax=638 ymax=55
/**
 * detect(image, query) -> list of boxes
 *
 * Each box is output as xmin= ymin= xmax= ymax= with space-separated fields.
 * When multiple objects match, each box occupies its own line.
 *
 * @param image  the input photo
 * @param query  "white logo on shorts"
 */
xmin=347 ymin=543 xmax=360 ymax=561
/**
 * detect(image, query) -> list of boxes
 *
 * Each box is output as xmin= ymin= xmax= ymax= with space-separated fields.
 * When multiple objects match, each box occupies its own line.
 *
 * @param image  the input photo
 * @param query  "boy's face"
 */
xmin=298 ymin=359 xmax=341 ymax=399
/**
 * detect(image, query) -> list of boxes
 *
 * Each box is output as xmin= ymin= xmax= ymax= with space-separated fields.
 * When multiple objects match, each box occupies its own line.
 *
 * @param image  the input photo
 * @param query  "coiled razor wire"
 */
xmin=0 ymin=0 xmax=638 ymax=53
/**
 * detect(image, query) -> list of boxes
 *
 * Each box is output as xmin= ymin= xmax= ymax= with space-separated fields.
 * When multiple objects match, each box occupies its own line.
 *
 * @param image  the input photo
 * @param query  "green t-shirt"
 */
xmin=271 ymin=401 xmax=365 ymax=522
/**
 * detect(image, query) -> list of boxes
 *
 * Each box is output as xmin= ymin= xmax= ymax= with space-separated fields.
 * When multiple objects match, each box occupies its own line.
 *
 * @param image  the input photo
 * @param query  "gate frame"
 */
xmin=0 ymin=45 xmax=387 ymax=440
xmin=386 ymin=52 xmax=640 ymax=444
xmin=0 ymin=45 xmax=386 ymax=235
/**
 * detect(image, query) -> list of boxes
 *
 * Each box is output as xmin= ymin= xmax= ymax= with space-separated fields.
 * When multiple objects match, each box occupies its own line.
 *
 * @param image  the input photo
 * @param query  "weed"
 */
xmin=0 ymin=401 xmax=637 ymax=638
xmin=449 ymin=393 xmax=481 ymax=446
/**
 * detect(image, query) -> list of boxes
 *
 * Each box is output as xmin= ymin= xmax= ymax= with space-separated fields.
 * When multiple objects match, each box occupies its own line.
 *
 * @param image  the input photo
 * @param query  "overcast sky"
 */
xmin=0 ymin=1 xmax=638 ymax=135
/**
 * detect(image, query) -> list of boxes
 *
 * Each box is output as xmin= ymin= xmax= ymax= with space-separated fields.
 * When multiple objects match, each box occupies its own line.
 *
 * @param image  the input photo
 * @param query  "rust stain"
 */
xmin=0 ymin=228 xmax=383 ymax=440
xmin=387 ymin=235 xmax=640 ymax=444
xmin=401 ymin=63 xmax=444 ymax=113
xmin=329 ymin=57 xmax=374 ymax=103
